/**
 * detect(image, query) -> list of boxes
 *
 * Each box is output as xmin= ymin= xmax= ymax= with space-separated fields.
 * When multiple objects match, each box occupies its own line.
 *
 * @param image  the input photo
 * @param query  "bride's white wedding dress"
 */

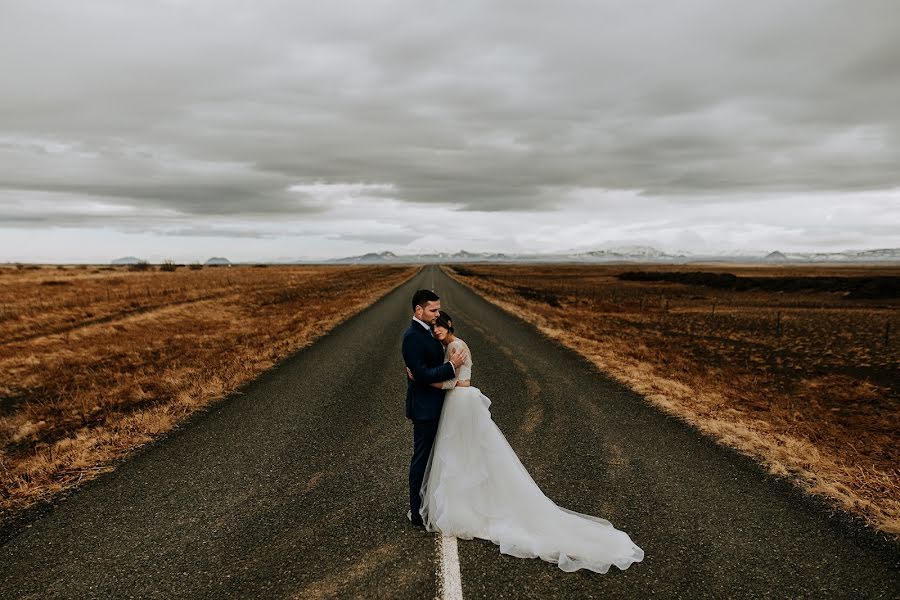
xmin=419 ymin=338 xmax=644 ymax=574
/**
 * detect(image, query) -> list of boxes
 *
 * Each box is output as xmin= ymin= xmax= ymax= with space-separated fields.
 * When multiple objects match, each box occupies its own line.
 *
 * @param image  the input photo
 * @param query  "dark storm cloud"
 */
xmin=1 ymin=179 xmax=325 ymax=217
xmin=1 ymin=0 xmax=899 ymax=227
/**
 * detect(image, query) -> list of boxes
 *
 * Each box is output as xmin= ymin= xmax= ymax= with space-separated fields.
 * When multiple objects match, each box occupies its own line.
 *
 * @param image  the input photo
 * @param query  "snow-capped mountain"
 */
xmin=332 ymin=251 xmax=399 ymax=264
xmin=316 ymin=247 xmax=900 ymax=264
xmin=759 ymin=249 xmax=900 ymax=263
xmin=578 ymin=245 xmax=668 ymax=259
xmin=191 ymin=247 xmax=898 ymax=265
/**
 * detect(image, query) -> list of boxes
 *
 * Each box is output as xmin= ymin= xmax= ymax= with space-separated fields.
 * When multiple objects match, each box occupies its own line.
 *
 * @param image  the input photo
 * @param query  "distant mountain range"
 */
xmin=759 ymin=248 xmax=900 ymax=263
xmin=110 ymin=248 xmax=899 ymax=266
xmin=317 ymin=247 xmax=900 ymax=264
xmin=111 ymin=256 xmax=232 ymax=265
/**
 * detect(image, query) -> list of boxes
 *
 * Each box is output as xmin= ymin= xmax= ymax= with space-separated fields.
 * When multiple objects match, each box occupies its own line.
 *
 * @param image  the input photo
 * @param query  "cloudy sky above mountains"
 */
xmin=2 ymin=0 xmax=898 ymax=262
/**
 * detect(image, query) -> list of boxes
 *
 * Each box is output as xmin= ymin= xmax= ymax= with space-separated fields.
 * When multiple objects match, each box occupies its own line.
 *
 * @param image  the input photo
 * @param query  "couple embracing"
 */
xmin=401 ymin=288 xmax=644 ymax=574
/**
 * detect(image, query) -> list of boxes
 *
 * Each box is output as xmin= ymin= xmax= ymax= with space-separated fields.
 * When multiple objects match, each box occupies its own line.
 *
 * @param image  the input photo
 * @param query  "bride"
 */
xmin=409 ymin=311 xmax=644 ymax=574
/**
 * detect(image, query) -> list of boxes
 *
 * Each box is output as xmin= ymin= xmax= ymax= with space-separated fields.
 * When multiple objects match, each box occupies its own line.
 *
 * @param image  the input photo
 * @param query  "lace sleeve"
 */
xmin=441 ymin=339 xmax=472 ymax=389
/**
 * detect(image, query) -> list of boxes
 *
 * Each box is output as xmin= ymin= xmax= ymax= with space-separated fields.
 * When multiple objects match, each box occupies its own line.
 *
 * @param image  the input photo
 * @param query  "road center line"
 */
xmin=437 ymin=533 xmax=463 ymax=600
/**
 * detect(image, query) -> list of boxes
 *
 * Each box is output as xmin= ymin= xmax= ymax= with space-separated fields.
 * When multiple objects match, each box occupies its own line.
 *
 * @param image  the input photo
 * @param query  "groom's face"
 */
xmin=416 ymin=300 xmax=441 ymax=325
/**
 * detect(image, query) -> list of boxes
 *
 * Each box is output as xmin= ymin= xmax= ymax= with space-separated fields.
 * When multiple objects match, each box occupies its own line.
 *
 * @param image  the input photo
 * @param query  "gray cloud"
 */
xmin=1 ymin=0 xmax=898 ymax=255
xmin=330 ymin=231 xmax=422 ymax=245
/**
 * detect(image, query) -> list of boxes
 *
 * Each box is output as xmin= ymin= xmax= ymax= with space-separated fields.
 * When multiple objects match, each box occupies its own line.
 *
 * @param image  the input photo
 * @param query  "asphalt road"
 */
xmin=1 ymin=265 xmax=897 ymax=599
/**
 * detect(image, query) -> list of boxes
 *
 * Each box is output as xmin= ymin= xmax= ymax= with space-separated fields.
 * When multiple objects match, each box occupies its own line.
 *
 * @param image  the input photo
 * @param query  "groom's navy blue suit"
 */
xmin=402 ymin=319 xmax=455 ymax=520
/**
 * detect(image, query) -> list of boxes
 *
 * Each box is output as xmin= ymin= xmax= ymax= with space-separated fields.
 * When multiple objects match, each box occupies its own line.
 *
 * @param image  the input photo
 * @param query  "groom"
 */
xmin=402 ymin=289 xmax=467 ymax=527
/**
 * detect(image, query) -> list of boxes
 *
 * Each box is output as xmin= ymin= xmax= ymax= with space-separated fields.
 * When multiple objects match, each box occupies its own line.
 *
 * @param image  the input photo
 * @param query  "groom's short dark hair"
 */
xmin=412 ymin=289 xmax=440 ymax=310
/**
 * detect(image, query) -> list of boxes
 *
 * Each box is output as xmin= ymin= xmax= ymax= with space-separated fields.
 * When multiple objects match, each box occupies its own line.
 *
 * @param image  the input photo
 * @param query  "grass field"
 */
xmin=446 ymin=263 xmax=899 ymax=536
xmin=0 ymin=263 xmax=415 ymax=523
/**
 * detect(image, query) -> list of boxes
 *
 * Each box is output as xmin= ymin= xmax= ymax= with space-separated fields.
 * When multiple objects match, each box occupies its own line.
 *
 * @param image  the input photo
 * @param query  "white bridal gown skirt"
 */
xmin=419 ymin=386 xmax=644 ymax=574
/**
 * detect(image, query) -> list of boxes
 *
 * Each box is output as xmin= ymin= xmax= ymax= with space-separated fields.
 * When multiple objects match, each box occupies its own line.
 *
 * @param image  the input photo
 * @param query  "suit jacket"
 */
xmin=402 ymin=319 xmax=455 ymax=421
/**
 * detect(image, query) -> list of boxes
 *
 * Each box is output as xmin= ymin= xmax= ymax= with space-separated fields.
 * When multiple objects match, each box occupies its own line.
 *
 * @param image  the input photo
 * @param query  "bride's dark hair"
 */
xmin=434 ymin=310 xmax=454 ymax=333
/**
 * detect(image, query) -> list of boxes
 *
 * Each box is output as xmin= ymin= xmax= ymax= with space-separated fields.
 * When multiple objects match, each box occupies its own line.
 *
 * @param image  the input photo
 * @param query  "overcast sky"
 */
xmin=2 ymin=0 xmax=898 ymax=262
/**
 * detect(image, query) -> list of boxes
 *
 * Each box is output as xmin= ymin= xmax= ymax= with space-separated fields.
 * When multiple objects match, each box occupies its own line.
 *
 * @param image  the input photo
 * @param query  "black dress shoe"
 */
xmin=407 ymin=510 xmax=425 ymax=528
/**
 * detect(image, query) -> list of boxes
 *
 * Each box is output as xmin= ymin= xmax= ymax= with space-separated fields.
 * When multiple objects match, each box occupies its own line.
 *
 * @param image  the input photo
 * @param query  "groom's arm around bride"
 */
xmin=401 ymin=290 xmax=467 ymax=422
xmin=401 ymin=321 xmax=466 ymax=421
xmin=403 ymin=337 xmax=464 ymax=386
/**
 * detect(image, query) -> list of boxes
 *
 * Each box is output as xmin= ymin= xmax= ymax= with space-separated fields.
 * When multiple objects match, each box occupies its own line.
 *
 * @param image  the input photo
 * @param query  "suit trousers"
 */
xmin=409 ymin=419 xmax=440 ymax=518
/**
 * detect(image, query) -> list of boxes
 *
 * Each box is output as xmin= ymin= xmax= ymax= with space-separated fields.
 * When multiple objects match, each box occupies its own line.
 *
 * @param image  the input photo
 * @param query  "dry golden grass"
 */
xmin=446 ymin=263 xmax=900 ymax=537
xmin=0 ymin=263 xmax=416 ymax=523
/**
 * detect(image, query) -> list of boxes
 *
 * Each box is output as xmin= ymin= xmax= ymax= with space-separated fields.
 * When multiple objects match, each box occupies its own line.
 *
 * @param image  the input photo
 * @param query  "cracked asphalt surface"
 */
xmin=1 ymin=265 xmax=897 ymax=598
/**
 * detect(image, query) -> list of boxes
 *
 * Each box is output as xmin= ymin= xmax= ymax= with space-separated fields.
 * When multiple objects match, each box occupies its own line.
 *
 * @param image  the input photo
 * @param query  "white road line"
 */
xmin=436 ymin=533 xmax=463 ymax=600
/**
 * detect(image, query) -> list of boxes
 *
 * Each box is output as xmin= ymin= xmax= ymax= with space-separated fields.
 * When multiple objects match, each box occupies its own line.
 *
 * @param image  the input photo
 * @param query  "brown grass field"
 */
xmin=0 ymin=263 xmax=415 ymax=524
xmin=446 ymin=263 xmax=899 ymax=537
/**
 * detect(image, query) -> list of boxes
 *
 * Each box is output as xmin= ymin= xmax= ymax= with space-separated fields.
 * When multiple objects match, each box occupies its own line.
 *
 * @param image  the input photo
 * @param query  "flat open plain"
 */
xmin=0 ymin=264 xmax=415 ymax=521
xmin=1 ymin=265 xmax=897 ymax=598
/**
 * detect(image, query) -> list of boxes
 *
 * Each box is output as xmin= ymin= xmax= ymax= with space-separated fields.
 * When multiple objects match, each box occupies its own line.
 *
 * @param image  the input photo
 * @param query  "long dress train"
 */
xmin=418 ymin=338 xmax=644 ymax=574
